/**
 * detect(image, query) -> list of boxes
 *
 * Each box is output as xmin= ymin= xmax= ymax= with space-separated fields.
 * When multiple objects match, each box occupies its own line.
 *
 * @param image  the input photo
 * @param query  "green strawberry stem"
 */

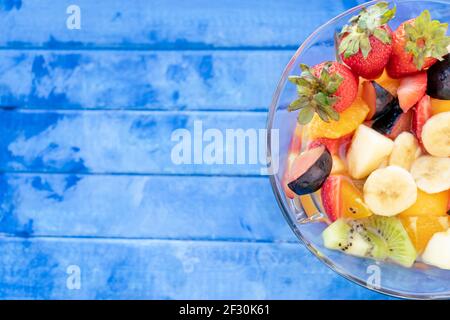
xmin=404 ymin=10 xmax=450 ymax=70
xmin=339 ymin=1 xmax=396 ymax=59
xmin=288 ymin=63 xmax=342 ymax=124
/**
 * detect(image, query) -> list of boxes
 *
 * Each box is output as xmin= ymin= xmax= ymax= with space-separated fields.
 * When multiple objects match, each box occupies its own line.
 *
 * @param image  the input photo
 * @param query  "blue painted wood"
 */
xmin=0 ymin=173 xmax=296 ymax=241
xmin=0 ymin=0 xmax=392 ymax=300
xmin=0 ymin=110 xmax=271 ymax=175
xmin=0 ymin=0 xmax=368 ymax=49
xmin=0 ymin=237 xmax=391 ymax=299
xmin=0 ymin=51 xmax=294 ymax=110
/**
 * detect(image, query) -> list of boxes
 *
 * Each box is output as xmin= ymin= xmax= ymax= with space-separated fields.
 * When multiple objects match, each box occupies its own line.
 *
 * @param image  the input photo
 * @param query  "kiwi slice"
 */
xmin=348 ymin=220 xmax=389 ymax=260
xmin=363 ymin=216 xmax=417 ymax=267
xmin=323 ymin=219 xmax=387 ymax=259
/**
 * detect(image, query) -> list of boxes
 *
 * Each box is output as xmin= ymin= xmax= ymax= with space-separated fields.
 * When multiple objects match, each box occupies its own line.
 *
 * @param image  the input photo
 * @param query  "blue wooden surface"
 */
xmin=0 ymin=0 xmax=392 ymax=299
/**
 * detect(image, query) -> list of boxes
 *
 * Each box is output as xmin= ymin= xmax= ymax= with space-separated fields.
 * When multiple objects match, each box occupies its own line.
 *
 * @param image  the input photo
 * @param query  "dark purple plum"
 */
xmin=362 ymin=81 xmax=396 ymax=120
xmin=371 ymin=99 xmax=412 ymax=139
xmin=287 ymin=146 xmax=332 ymax=196
xmin=427 ymin=54 xmax=450 ymax=100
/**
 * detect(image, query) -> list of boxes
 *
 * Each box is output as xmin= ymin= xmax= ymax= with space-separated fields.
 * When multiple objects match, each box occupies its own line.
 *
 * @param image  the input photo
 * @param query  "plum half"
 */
xmin=362 ymin=80 xmax=396 ymax=120
xmin=287 ymin=145 xmax=332 ymax=196
xmin=371 ymin=99 xmax=412 ymax=139
xmin=427 ymin=54 xmax=450 ymax=100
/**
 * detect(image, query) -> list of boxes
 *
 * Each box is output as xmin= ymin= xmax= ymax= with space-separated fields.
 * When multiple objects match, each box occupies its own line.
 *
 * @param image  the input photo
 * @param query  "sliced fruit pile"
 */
xmin=284 ymin=2 xmax=450 ymax=270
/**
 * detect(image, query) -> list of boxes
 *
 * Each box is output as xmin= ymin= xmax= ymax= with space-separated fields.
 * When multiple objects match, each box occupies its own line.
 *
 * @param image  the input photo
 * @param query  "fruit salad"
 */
xmin=284 ymin=2 xmax=450 ymax=269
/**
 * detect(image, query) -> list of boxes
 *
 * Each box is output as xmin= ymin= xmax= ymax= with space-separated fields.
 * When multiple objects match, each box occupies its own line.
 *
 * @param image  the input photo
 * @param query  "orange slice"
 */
xmin=431 ymin=98 xmax=450 ymax=115
xmin=340 ymin=178 xmax=373 ymax=219
xmin=399 ymin=189 xmax=449 ymax=217
xmin=400 ymin=216 xmax=449 ymax=253
xmin=307 ymin=96 xmax=369 ymax=139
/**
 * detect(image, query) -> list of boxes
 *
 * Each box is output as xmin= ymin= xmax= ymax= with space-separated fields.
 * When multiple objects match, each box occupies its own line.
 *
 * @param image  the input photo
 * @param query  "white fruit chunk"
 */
xmin=347 ymin=125 xmax=394 ymax=179
xmin=364 ymin=166 xmax=417 ymax=217
xmin=421 ymin=112 xmax=450 ymax=157
xmin=411 ymin=156 xmax=450 ymax=194
xmin=389 ymin=132 xmax=421 ymax=170
xmin=422 ymin=229 xmax=450 ymax=270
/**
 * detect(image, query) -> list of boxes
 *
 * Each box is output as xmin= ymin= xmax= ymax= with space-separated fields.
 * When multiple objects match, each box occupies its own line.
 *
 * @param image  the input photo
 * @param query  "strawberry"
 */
xmin=386 ymin=10 xmax=450 ymax=79
xmin=412 ymin=94 xmax=432 ymax=146
xmin=321 ymin=175 xmax=343 ymax=222
xmin=338 ymin=2 xmax=396 ymax=79
xmin=308 ymin=134 xmax=352 ymax=156
xmin=397 ymin=72 xmax=427 ymax=112
xmin=288 ymin=62 xmax=359 ymax=125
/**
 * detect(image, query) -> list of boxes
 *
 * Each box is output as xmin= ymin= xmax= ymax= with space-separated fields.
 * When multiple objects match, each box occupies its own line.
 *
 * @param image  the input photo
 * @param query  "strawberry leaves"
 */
xmin=288 ymin=63 xmax=342 ymax=124
xmin=339 ymin=1 xmax=396 ymax=59
xmin=404 ymin=10 xmax=450 ymax=70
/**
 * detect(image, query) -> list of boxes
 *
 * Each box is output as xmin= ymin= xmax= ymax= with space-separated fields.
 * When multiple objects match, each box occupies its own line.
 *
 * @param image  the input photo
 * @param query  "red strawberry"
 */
xmin=386 ymin=10 xmax=450 ymax=79
xmin=308 ymin=134 xmax=353 ymax=156
xmin=311 ymin=62 xmax=359 ymax=113
xmin=321 ymin=175 xmax=343 ymax=222
xmin=338 ymin=2 xmax=396 ymax=79
xmin=288 ymin=61 xmax=358 ymax=124
xmin=397 ymin=72 xmax=427 ymax=112
xmin=412 ymin=94 xmax=432 ymax=146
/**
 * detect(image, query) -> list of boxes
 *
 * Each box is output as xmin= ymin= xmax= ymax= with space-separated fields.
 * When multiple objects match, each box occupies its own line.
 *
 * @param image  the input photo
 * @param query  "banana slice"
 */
xmin=411 ymin=156 xmax=450 ymax=194
xmin=364 ymin=166 xmax=417 ymax=217
xmin=389 ymin=132 xmax=421 ymax=171
xmin=421 ymin=112 xmax=450 ymax=157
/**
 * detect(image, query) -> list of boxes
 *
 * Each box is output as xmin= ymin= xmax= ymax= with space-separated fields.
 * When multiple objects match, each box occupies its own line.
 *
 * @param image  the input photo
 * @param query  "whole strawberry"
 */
xmin=288 ymin=61 xmax=359 ymax=124
xmin=387 ymin=10 xmax=450 ymax=79
xmin=338 ymin=2 xmax=396 ymax=80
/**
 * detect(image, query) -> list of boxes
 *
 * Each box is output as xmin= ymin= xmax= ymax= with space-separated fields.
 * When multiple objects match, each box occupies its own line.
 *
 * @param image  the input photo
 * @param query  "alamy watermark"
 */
xmin=170 ymin=121 xmax=279 ymax=175
xmin=66 ymin=265 xmax=81 ymax=290
xmin=366 ymin=263 xmax=381 ymax=290
xmin=66 ymin=4 xmax=81 ymax=30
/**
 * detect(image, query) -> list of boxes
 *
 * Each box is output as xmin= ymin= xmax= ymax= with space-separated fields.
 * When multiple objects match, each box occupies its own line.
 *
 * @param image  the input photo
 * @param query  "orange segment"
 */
xmin=375 ymin=69 xmax=400 ymax=96
xmin=399 ymin=189 xmax=449 ymax=217
xmin=331 ymin=155 xmax=347 ymax=175
xmin=431 ymin=98 xmax=450 ymax=115
xmin=307 ymin=96 xmax=369 ymax=139
xmin=299 ymin=194 xmax=318 ymax=217
xmin=341 ymin=179 xmax=373 ymax=219
xmin=400 ymin=216 xmax=449 ymax=253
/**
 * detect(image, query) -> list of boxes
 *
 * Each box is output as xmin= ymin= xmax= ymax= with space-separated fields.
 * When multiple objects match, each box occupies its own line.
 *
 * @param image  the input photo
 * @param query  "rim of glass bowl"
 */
xmin=266 ymin=0 xmax=450 ymax=300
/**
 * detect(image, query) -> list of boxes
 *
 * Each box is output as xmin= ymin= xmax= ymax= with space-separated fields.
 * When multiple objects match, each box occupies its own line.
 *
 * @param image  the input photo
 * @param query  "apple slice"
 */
xmin=422 ymin=229 xmax=450 ymax=270
xmin=347 ymin=125 xmax=394 ymax=179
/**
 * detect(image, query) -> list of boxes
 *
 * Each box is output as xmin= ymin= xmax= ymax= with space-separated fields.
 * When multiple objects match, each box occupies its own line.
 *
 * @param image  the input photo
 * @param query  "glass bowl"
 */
xmin=267 ymin=0 xmax=450 ymax=299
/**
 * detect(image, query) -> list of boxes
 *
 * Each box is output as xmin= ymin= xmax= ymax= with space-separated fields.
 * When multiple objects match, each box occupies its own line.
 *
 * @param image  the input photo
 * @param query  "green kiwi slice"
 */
xmin=323 ymin=219 xmax=388 ymax=259
xmin=363 ymin=216 xmax=417 ymax=267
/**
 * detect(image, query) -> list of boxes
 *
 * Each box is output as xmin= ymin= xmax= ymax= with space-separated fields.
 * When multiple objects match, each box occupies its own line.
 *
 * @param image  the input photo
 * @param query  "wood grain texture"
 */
xmin=0 ymin=50 xmax=295 ymax=110
xmin=0 ymin=0 xmax=366 ymax=49
xmin=0 ymin=110 xmax=274 ymax=175
xmin=0 ymin=237 xmax=390 ymax=299
xmin=0 ymin=0 xmax=393 ymax=300
xmin=0 ymin=173 xmax=296 ymax=241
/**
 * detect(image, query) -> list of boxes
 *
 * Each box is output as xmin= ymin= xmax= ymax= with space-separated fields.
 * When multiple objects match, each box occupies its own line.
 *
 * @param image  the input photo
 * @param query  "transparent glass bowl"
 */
xmin=267 ymin=0 xmax=450 ymax=299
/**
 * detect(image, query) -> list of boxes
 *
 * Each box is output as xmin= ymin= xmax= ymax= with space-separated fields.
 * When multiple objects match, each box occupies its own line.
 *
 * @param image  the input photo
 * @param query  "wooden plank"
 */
xmin=0 ymin=50 xmax=295 ymax=110
xmin=0 ymin=110 xmax=277 ymax=175
xmin=0 ymin=173 xmax=296 ymax=241
xmin=0 ymin=0 xmax=367 ymax=49
xmin=0 ymin=237 xmax=390 ymax=299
